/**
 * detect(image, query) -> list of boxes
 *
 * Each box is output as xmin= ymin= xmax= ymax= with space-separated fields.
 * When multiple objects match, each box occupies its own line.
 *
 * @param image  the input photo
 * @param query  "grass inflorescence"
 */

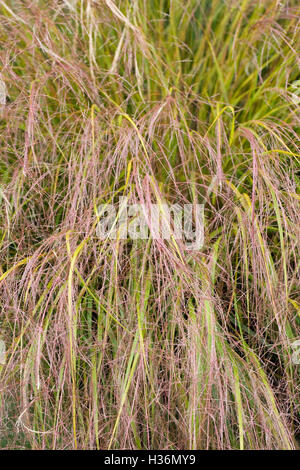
xmin=0 ymin=0 xmax=299 ymax=449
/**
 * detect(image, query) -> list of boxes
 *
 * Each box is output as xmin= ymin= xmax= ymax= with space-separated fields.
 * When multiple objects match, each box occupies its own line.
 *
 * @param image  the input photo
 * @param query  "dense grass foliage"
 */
xmin=0 ymin=0 xmax=299 ymax=449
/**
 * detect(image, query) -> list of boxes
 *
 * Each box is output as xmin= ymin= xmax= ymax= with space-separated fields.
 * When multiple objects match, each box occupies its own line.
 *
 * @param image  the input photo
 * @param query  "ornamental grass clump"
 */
xmin=0 ymin=0 xmax=299 ymax=449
